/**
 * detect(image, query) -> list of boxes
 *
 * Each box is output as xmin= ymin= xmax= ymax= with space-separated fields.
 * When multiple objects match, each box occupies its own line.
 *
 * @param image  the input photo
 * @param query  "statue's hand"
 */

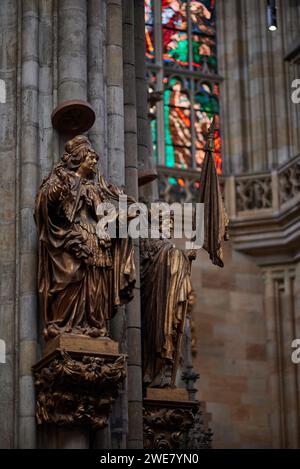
xmin=70 ymin=241 xmax=92 ymax=261
xmin=187 ymin=249 xmax=197 ymax=261
xmin=96 ymin=227 xmax=111 ymax=247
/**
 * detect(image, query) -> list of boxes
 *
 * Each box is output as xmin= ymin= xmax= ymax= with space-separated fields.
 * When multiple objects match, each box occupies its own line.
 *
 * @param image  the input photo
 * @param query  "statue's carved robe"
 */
xmin=141 ymin=238 xmax=193 ymax=386
xmin=35 ymin=164 xmax=135 ymax=338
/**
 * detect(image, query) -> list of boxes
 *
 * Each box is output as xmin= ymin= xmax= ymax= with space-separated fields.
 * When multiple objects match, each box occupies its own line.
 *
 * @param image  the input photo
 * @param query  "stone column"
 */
xmin=134 ymin=0 xmax=149 ymax=171
xmin=57 ymin=0 xmax=87 ymax=103
xmin=41 ymin=427 xmax=90 ymax=449
xmin=105 ymin=0 xmax=128 ymax=449
xmin=280 ymin=269 xmax=299 ymax=448
xmin=218 ymin=0 xmax=300 ymax=175
xmin=263 ymin=266 xmax=300 ymax=448
xmin=263 ymin=269 xmax=282 ymax=448
xmin=87 ymin=1 xmax=110 ymax=449
xmin=106 ymin=0 xmax=124 ymax=186
xmin=0 ymin=0 xmax=18 ymax=449
xmin=294 ymin=261 xmax=300 ymax=440
xmin=135 ymin=0 xmax=157 ymax=201
xmin=123 ymin=0 xmax=143 ymax=449
xmin=87 ymin=0 xmax=107 ymax=176
xmin=38 ymin=0 xmax=54 ymax=179
xmin=52 ymin=0 xmax=89 ymax=448
xmin=18 ymin=0 xmax=39 ymax=449
xmin=52 ymin=0 xmax=60 ymax=161
xmin=217 ymin=0 xmax=245 ymax=174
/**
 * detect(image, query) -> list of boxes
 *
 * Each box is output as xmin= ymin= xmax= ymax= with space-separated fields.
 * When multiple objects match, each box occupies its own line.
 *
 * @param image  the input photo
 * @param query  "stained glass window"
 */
xmin=145 ymin=0 xmax=155 ymax=61
xmin=145 ymin=0 xmax=221 ymax=173
xmin=164 ymin=77 xmax=191 ymax=168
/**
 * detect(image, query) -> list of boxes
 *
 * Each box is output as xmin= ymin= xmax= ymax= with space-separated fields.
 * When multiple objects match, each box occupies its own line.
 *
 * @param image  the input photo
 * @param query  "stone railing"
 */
xmin=278 ymin=155 xmax=300 ymax=206
xmin=231 ymin=154 xmax=300 ymax=217
xmin=157 ymin=166 xmax=203 ymax=204
xmin=157 ymin=154 xmax=300 ymax=263
xmin=235 ymin=173 xmax=272 ymax=212
xmin=158 ymin=153 xmax=300 ymax=216
xmin=157 ymin=165 xmax=226 ymax=204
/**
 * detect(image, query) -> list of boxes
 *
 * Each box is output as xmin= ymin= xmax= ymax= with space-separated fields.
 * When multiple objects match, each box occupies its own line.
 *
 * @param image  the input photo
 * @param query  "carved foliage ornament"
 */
xmin=33 ymin=351 xmax=126 ymax=429
xmin=143 ymin=407 xmax=195 ymax=449
xmin=186 ymin=408 xmax=213 ymax=449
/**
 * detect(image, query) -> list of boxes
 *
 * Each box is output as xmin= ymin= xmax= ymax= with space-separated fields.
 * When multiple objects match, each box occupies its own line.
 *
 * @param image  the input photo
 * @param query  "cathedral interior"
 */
xmin=0 ymin=0 xmax=300 ymax=449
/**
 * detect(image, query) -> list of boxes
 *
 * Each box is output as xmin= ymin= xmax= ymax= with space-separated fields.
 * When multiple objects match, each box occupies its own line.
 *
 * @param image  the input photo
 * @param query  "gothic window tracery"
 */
xmin=145 ymin=0 xmax=221 ymax=174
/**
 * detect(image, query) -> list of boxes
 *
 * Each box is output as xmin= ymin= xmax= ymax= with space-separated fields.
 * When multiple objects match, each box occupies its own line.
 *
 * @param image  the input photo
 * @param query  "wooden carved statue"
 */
xmin=141 ymin=117 xmax=229 ymax=388
xmin=34 ymin=135 xmax=136 ymax=340
xmin=141 ymin=213 xmax=196 ymax=387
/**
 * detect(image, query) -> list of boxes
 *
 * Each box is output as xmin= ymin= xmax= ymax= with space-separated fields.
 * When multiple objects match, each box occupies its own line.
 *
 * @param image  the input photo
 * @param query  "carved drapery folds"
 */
xmin=33 ymin=345 xmax=126 ymax=429
xmin=34 ymin=134 xmax=136 ymax=341
xmin=32 ymin=131 xmax=133 ymax=431
xmin=140 ymin=234 xmax=195 ymax=388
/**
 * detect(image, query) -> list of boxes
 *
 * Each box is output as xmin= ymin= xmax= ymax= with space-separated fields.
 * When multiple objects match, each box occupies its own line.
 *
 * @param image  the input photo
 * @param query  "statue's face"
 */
xmin=79 ymin=148 xmax=98 ymax=178
xmin=160 ymin=215 xmax=174 ymax=239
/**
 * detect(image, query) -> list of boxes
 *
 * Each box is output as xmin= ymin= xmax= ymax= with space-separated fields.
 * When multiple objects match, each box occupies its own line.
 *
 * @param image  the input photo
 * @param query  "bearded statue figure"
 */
xmin=140 ymin=212 xmax=196 ymax=388
xmin=34 ymin=135 xmax=136 ymax=340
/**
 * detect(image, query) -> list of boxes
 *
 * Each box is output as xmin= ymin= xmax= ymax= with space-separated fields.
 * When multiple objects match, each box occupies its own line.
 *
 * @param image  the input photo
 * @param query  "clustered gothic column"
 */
xmin=134 ymin=0 xmax=149 ymax=171
xmin=294 ymin=262 xmax=300 ymax=422
xmin=263 ymin=266 xmax=300 ymax=448
xmin=105 ymin=0 xmax=127 ymax=449
xmin=0 ymin=0 xmax=18 ymax=449
xmin=87 ymin=0 xmax=107 ymax=176
xmin=106 ymin=0 xmax=125 ymax=186
xmin=38 ymin=0 xmax=55 ymax=179
xmin=19 ymin=0 xmax=39 ymax=449
xmin=217 ymin=0 xmax=300 ymax=174
xmin=58 ymin=0 xmax=87 ymax=102
xmin=0 ymin=0 xmax=150 ymax=449
xmin=123 ymin=0 xmax=143 ymax=449
xmin=135 ymin=0 xmax=157 ymax=201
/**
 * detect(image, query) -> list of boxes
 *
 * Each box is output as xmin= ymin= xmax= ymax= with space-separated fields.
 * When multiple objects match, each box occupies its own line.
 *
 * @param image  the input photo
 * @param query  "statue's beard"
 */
xmin=89 ymin=166 xmax=97 ymax=177
xmin=82 ymin=166 xmax=97 ymax=179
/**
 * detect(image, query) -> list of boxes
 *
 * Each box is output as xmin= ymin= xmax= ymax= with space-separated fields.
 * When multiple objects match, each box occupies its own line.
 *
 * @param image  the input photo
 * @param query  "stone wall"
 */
xmin=191 ymin=243 xmax=271 ymax=448
xmin=218 ymin=0 xmax=300 ymax=174
xmin=0 ymin=0 xmax=18 ymax=449
xmin=0 ymin=0 xmax=145 ymax=449
xmin=189 ymin=0 xmax=300 ymax=449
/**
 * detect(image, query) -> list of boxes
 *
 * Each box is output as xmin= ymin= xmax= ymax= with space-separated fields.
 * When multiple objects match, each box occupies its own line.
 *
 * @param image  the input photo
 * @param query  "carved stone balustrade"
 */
xmin=157 ymin=154 xmax=300 ymax=264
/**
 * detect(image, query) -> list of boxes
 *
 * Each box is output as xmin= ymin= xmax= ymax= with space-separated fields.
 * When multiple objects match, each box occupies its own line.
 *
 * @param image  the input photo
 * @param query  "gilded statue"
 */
xmin=34 ymin=135 xmax=136 ymax=340
xmin=141 ymin=213 xmax=196 ymax=387
xmin=140 ymin=117 xmax=229 ymax=388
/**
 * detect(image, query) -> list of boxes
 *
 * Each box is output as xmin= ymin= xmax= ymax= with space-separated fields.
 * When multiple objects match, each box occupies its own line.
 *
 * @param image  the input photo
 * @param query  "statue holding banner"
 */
xmin=141 ymin=117 xmax=229 ymax=388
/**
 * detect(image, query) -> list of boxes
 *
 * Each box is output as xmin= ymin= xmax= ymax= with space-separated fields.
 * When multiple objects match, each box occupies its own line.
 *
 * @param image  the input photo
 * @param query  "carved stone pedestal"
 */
xmin=32 ymin=335 xmax=126 ymax=430
xmin=143 ymin=388 xmax=199 ymax=449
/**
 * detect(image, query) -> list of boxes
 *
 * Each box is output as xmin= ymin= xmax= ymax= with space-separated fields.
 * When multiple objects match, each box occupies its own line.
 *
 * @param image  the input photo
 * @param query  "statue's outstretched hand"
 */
xmin=187 ymin=249 xmax=197 ymax=261
xmin=96 ymin=227 xmax=111 ymax=247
